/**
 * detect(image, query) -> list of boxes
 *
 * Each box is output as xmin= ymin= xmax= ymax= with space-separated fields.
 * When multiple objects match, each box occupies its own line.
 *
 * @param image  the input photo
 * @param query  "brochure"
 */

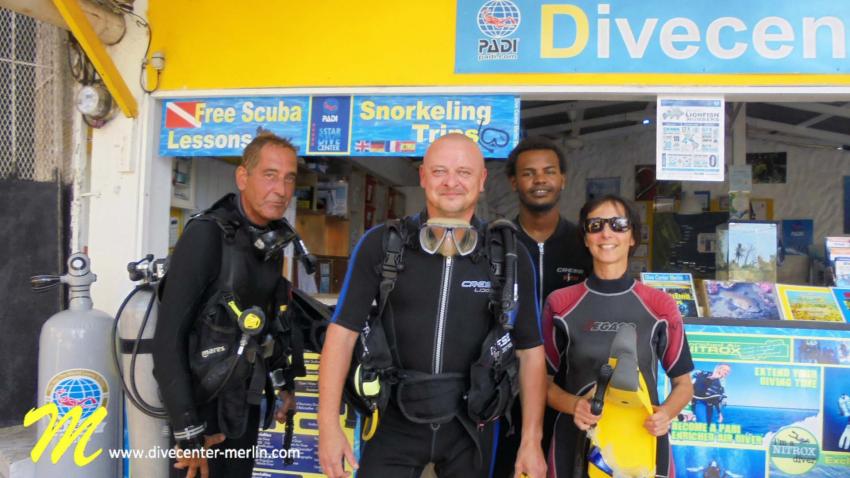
xmin=641 ymin=272 xmax=700 ymax=317
xmin=832 ymin=288 xmax=850 ymax=323
xmin=776 ymin=284 xmax=844 ymax=322
xmin=702 ymin=280 xmax=781 ymax=320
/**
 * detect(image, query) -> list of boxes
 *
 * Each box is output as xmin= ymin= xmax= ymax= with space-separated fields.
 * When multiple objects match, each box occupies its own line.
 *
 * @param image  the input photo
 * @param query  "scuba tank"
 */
xmin=30 ymin=253 xmax=121 ymax=477
xmin=112 ymin=255 xmax=170 ymax=478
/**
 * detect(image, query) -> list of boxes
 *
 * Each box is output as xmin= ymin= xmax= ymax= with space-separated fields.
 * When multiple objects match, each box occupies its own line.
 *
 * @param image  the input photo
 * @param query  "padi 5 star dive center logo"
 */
xmin=476 ymin=0 xmax=520 ymax=61
xmin=769 ymin=426 xmax=819 ymax=475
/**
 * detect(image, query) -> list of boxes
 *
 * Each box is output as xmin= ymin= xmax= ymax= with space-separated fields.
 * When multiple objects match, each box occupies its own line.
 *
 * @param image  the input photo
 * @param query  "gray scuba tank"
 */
xmin=116 ymin=255 xmax=170 ymax=478
xmin=30 ymin=253 xmax=121 ymax=478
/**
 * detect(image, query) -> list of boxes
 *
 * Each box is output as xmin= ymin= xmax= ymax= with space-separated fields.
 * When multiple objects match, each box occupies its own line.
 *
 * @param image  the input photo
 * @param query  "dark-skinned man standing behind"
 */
xmin=494 ymin=136 xmax=592 ymax=477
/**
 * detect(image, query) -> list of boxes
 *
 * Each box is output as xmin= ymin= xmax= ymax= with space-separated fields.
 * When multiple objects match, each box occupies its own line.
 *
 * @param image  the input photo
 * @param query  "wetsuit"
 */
xmin=332 ymin=212 xmax=541 ymax=477
xmin=692 ymin=371 xmax=727 ymax=426
xmin=493 ymin=216 xmax=592 ymax=478
xmin=543 ymin=274 xmax=694 ymax=478
xmin=516 ymin=216 xmax=593 ymax=314
xmin=153 ymin=194 xmax=289 ymax=478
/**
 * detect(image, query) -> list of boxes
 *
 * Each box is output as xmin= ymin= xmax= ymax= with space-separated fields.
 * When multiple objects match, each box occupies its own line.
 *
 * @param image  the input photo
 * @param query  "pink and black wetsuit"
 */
xmin=543 ymin=273 xmax=694 ymax=478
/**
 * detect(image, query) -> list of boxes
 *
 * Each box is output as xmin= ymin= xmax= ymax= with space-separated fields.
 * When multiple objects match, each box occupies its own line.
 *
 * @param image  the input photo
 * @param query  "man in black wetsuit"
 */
xmin=495 ymin=136 xmax=592 ymax=476
xmin=153 ymin=134 xmax=300 ymax=478
xmin=317 ymin=134 xmax=548 ymax=478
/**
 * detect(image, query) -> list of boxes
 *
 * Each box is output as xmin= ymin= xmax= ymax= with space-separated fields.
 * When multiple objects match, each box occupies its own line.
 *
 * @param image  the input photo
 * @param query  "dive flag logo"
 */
xmin=165 ymin=102 xmax=202 ymax=129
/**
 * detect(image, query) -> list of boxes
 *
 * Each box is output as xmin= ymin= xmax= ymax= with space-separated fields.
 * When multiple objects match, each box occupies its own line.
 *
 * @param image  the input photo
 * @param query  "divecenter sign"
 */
xmin=159 ymin=95 xmax=520 ymax=158
xmin=456 ymin=0 xmax=850 ymax=74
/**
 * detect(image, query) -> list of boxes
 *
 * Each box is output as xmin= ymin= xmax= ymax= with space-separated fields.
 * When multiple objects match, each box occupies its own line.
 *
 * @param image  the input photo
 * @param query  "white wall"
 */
xmin=484 ymin=128 xmax=850 ymax=244
xmin=192 ymin=157 xmax=239 ymax=213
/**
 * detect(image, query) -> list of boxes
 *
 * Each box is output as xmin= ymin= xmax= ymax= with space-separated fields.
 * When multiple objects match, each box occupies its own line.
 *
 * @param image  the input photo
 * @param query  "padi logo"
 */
xmin=476 ymin=0 xmax=520 ymax=61
xmin=585 ymin=321 xmax=637 ymax=333
xmin=461 ymin=280 xmax=492 ymax=293
xmin=201 ymin=346 xmax=226 ymax=358
xmin=321 ymin=97 xmax=340 ymax=123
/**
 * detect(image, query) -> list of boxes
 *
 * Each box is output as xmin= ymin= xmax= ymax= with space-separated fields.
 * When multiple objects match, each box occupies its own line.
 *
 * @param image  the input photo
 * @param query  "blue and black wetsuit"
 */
xmin=332 ymin=212 xmax=542 ymax=477
xmin=493 ymin=216 xmax=593 ymax=478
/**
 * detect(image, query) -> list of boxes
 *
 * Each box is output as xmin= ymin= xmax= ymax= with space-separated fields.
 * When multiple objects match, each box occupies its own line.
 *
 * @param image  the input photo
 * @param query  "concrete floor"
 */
xmin=0 ymin=425 xmax=34 ymax=478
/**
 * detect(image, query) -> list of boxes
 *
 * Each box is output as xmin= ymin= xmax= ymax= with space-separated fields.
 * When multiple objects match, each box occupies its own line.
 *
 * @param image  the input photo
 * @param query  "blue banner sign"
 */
xmin=308 ymin=96 xmax=352 ymax=155
xmin=350 ymin=95 xmax=520 ymax=158
xmin=160 ymin=96 xmax=310 ymax=157
xmin=456 ymin=0 xmax=850 ymax=74
xmin=161 ymin=95 xmax=519 ymax=159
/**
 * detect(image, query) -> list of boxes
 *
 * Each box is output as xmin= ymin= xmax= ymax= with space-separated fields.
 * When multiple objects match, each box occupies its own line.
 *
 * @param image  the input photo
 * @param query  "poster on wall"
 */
xmin=586 ymin=177 xmax=620 ymax=201
xmin=635 ymin=165 xmax=681 ymax=201
xmin=747 ymin=152 xmax=788 ymax=184
xmin=656 ymin=96 xmax=725 ymax=182
xmin=669 ymin=322 xmax=850 ymax=477
xmin=252 ymin=353 xmax=358 ymax=477
xmin=350 ymin=95 xmax=520 ymax=158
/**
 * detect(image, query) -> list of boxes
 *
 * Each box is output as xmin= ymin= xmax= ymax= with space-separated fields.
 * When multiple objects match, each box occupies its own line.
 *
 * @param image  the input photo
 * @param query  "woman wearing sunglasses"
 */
xmin=542 ymin=194 xmax=694 ymax=477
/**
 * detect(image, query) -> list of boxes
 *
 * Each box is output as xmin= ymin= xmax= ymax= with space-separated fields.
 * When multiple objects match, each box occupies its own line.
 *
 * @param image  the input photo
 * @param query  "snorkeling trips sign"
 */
xmin=456 ymin=0 xmax=850 ymax=74
xmin=159 ymin=95 xmax=520 ymax=158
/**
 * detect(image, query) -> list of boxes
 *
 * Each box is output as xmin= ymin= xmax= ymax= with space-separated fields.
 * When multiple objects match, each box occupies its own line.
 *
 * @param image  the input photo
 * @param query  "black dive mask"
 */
xmin=249 ymin=219 xmax=318 ymax=274
xmin=250 ymin=219 xmax=297 ymax=261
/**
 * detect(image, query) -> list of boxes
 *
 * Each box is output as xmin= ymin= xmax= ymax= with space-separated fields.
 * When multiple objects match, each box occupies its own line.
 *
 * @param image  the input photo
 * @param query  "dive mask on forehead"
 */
xmin=419 ymin=218 xmax=479 ymax=257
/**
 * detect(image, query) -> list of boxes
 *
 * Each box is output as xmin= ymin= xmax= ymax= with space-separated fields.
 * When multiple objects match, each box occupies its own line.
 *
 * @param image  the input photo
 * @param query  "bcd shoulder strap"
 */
xmin=485 ymin=219 xmax=519 ymax=330
xmin=377 ymin=219 xmax=405 ymax=320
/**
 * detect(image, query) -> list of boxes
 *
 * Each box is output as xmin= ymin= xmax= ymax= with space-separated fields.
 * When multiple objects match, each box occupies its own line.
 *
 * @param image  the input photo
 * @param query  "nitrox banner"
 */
xmin=160 ymin=95 xmax=520 ymax=158
xmin=666 ymin=322 xmax=850 ymax=477
xmin=456 ymin=0 xmax=850 ymax=74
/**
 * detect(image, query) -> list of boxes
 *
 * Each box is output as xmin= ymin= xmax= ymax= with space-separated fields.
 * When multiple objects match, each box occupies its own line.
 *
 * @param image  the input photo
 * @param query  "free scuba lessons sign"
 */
xmin=456 ymin=0 xmax=850 ymax=74
xmin=159 ymin=95 xmax=520 ymax=158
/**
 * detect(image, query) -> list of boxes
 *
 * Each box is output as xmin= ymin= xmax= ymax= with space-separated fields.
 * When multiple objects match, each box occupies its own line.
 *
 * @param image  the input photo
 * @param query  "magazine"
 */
xmin=776 ymin=284 xmax=844 ymax=322
xmin=702 ymin=280 xmax=781 ymax=320
xmin=835 ymin=259 xmax=850 ymax=288
xmin=641 ymin=272 xmax=700 ymax=317
xmin=832 ymin=288 xmax=850 ymax=323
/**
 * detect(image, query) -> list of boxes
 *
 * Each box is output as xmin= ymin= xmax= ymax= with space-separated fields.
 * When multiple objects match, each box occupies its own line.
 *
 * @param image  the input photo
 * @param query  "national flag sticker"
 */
xmin=165 ymin=102 xmax=201 ymax=129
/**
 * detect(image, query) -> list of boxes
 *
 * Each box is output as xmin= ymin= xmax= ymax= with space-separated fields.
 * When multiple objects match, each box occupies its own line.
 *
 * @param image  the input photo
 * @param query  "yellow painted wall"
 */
xmin=148 ymin=0 xmax=850 ymax=91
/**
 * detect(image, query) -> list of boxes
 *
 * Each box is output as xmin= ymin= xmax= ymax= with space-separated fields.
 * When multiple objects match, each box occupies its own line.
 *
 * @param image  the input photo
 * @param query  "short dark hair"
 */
xmin=578 ymin=194 xmax=642 ymax=257
xmin=241 ymin=133 xmax=298 ymax=171
xmin=505 ymin=136 xmax=567 ymax=177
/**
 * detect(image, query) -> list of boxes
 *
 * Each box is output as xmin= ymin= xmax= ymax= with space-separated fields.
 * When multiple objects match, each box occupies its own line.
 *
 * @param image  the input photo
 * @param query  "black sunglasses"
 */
xmin=584 ymin=217 xmax=631 ymax=233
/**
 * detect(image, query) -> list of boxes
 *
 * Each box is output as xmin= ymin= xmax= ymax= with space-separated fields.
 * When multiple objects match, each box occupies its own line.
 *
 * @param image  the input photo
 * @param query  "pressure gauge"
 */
xmin=75 ymin=83 xmax=112 ymax=120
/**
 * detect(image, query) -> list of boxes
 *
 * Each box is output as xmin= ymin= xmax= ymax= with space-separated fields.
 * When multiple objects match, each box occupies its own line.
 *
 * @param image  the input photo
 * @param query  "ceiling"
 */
xmin=520 ymin=100 xmax=850 ymax=152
